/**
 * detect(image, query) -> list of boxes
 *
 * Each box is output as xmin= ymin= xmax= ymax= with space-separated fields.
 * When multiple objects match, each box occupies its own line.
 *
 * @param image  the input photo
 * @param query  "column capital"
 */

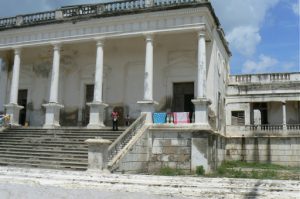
xmin=13 ymin=47 xmax=22 ymax=55
xmin=144 ymin=33 xmax=154 ymax=42
xmin=194 ymin=26 xmax=206 ymax=38
xmin=52 ymin=42 xmax=62 ymax=51
xmin=95 ymin=39 xmax=105 ymax=47
xmin=197 ymin=30 xmax=206 ymax=38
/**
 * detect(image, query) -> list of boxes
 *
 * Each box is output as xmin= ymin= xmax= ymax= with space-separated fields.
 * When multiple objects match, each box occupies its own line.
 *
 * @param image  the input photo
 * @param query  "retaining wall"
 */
xmin=226 ymin=136 xmax=300 ymax=167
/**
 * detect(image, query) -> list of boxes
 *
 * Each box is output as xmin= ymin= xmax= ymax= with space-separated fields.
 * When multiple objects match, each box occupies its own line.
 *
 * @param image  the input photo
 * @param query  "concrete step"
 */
xmin=0 ymin=136 xmax=119 ymax=141
xmin=0 ymin=127 xmax=126 ymax=171
xmin=0 ymin=160 xmax=87 ymax=171
xmin=0 ymin=148 xmax=87 ymax=154
xmin=0 ymin=151 xmax=87 ymax=158
xmin=0 ymin=153 xmax=87 ymax=161
xmin=0 ymin=143 xmax=87 ymax=149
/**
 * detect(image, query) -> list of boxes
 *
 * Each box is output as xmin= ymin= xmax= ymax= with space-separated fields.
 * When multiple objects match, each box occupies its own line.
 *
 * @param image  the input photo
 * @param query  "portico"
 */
xmin=0 ymin=30 xmax=213 ymax=128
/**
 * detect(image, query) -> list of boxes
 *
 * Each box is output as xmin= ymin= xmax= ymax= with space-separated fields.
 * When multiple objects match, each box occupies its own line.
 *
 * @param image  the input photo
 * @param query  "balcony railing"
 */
xmin=247 ymin=125 xmax=283 ymax=131
xmin=287 ymin=124 xmax=300 ymax=131
xmin=229 ymin=73 xmax=300 ymax=84
xmin=0 ymin=0 xmax=206 ymax=30
xmin=228 ymin=124 xmax=300 ymax=136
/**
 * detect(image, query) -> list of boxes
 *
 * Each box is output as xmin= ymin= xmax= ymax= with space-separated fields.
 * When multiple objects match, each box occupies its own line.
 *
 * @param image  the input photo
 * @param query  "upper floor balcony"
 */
xmin=229 ymin=72 xmax=300 ymax=85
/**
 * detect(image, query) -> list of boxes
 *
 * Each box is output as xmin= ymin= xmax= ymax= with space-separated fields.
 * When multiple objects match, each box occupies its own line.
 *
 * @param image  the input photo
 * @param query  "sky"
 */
xmin=0 ymin=0 xmax=299 ymax=74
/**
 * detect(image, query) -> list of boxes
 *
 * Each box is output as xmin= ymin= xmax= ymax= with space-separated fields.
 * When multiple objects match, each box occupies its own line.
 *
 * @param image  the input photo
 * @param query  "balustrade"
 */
xmin=230 ymin=73 xmax=293 ymax=84
xmin=287 ymin=124 xmax=300 ymax=130
xmin=270 ymin=73 xmax=290 ymax=81
xmin=235 ymin=75 xmax=251 ymax=83
xmin=22 ymin=11 xmax=56 ymax=25
xmin=0 ymin=17 xmax=17 ymax=27
xmin=107 ymin=114 xmax=146 ymax=164
xmin=0 ymin=0 xmax=207 ymax=29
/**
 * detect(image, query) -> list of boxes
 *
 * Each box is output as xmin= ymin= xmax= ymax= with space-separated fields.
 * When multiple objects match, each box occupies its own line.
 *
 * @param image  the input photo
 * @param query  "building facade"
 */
xmin=0 ymin=0 xmax=230 ymax=131
xmin=0 ymin=0 xmax=299 ymax=171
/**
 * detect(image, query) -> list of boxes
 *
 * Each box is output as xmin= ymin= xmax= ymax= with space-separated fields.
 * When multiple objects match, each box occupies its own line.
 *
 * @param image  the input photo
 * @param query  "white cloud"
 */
xmin=211 ymin=0 xmax=280 ymax=57
xmin=292 ymin=1 xmax=300 ymax=15
xmin=242 ymin=54 xmax=278 ymax=73
xmin=227 ymin=26 xmax=261 ymax=56
xmin=242 ymin=54 xmax=296 ymax=73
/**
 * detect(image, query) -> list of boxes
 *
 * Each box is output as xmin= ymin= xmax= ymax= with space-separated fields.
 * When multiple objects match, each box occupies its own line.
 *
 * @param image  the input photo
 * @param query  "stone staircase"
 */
xmin=0 ymin=128 xmax=123 ymax=171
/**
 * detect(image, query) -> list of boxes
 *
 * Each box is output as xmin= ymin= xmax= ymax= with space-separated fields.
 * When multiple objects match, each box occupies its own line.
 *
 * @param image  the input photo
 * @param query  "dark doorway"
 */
xmin=172 ymin=82 xmax=194 ymax=113
xmin=18 ymin=89 xmax=28 ymax=126
xmin=83 ymin=84 xmax=94 ymax=126
xmin=253 ymin=102 xmax=268 ymax=125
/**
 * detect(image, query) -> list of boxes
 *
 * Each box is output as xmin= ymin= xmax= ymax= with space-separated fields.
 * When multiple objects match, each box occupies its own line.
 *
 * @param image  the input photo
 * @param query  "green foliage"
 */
xmin=221 ymin=161 xmax=299 ymax=171
xmin=212 ymin=161 xmax=285 ymax=180
xmin=195 ymin=166 xmax=205 ymax=176
xmin=156 ymin=167 xmax=185 ymax=176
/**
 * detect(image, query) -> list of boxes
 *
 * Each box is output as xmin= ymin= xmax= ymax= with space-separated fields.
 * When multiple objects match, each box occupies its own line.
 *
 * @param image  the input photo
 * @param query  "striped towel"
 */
xmin=153 ymin=112 xmax=167 ymax=124
xmin=173 ymin=112 xmax=190 ymax=124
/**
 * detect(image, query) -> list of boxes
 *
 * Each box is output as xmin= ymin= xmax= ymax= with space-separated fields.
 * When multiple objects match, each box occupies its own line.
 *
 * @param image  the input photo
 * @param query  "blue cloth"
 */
xmin=153 ymin=112 xmax=167 ymax=124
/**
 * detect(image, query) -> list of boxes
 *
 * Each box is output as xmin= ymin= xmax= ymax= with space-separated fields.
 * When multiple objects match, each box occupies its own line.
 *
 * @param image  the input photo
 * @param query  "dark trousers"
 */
xmin=113 ymin=120 xmax=118 ymax=131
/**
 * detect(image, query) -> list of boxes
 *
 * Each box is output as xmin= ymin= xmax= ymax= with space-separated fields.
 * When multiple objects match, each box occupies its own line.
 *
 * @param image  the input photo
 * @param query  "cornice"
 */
xmin=0 ymin=7 xmax=208 ymax=50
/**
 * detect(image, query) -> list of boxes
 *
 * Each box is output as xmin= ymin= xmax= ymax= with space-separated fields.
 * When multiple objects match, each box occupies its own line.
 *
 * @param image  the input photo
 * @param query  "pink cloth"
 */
xmin=173 ymin=112 xmax=190 ymax=124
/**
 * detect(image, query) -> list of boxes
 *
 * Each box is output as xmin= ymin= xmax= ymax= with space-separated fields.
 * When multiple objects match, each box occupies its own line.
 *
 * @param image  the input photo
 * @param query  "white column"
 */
xmin=197 ymin=31 xmax=206 ymax=98
xmin=138 ymin=34 xmax=158 ymax=123
xmin=43 ymin=43 xmax=64 ymax=128
xmin=282 ymin=101 xmax=287 ymax=130
xmin=94 ymin=40 xmax=104 ymax=103
xmin=192 ymin=30 xmax=211 ymax=125
xmin=144 ymin=34 xmax=154 ymax=101
xmin=49 ymin=44 xmax=61 ymax=103
xmin=87 ymin=39 xmax=108 ymax=129
xmin=10 ymin=48 xmax=21 ymax=104
xmin=4 ymin=48 xmax=24 ymax=126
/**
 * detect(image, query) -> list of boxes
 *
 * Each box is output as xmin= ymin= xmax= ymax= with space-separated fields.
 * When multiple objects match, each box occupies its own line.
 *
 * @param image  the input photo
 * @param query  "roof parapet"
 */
xmin=0 ymin=0 xmax=209 ymax=29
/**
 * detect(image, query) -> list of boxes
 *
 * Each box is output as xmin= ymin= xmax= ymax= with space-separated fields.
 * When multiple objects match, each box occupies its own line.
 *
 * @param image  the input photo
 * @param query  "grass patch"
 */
xmin=155 ymin=167 xmax=185 ymax=176
xmin=195 ymin=166 xmax=205 ymax=176
xmin=208 ymin=161 xmax=300 ymax=180
xmin=221 ymin=161 xmax=300 ymax=171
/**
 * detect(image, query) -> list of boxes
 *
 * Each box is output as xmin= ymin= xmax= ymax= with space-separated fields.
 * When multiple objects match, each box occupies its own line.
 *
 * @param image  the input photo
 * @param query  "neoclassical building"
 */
xmin=0 ymin=0 xmax=299 ymax=172
xmin=0 ymin=0 xmax=230 ymax=130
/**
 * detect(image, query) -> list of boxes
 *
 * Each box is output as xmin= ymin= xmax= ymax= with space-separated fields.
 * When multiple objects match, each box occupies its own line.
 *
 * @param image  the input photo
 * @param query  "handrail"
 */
xmin=0 ymin=0 xmax=206 ymax=29
xmin=247 ymin=124 xmax=283 ymax=131
xmin=107 ymin=113 xmax=146 ymax=164
xmin=287 ymin=124 xmax=300 ymax=130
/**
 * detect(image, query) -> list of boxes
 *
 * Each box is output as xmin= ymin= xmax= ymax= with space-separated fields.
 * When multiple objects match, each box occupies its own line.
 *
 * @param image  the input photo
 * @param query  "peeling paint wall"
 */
xmin=115 ymin=129 xmax=225 ymax=174
xmin=2 ymin=32 xmax=227 ymax=127
xmin=226 ymin=137 xmax=300 ymax=167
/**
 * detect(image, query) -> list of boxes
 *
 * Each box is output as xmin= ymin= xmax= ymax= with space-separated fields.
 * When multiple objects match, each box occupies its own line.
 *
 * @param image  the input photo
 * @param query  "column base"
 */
xmin=43 ymin=103 xmax=64 ymax=129
xmin=137 ymin=100 xmax=158 ymax=124
xmin=192 ymin=98 xmax=211 ymax=125
xmin=4 ymin=103 xmax=24 ymax=127
xmin=87 ymin=102 xmax=108 ymax=129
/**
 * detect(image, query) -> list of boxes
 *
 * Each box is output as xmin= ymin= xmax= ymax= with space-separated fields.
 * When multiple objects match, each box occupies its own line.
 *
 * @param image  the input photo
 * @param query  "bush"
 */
xmin=196 ymin=166 xmax=205 ymax=175
xmin=156 ymin=167 xmax=184 ymax=176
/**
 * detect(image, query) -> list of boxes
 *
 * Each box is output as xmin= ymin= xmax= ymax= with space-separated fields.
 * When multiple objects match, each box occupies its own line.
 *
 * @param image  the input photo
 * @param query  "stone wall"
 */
xmin=116 ymin=130 xmax=149 ymax=174
xmin=148 ymin=130 xmax=192 ymax=173
xmin=115 ymin=128 xmax=225 ymax=174
xmin=226 ymin=136 xmax=300 ymax=167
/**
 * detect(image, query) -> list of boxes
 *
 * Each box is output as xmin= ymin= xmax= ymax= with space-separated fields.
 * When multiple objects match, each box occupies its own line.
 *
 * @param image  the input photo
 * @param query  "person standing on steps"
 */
xmin=111 ymin=110 xmax=119 ymax=131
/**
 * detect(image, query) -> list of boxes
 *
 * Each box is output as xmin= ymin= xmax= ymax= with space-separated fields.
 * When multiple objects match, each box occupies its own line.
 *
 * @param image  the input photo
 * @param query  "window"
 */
xmin=231 ymin=111 xmax=245 ymax=126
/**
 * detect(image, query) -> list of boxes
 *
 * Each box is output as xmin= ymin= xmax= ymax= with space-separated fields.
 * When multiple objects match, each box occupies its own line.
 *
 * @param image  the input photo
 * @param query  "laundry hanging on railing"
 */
xmin=153 ymin=112 xmax=167 ymax=124
xmin=173 ymin=112 xmax=190 ymax=124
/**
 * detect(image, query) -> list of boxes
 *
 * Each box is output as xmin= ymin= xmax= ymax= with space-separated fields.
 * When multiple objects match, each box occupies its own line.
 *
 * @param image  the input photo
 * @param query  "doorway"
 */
xmin=83 ymin=84 xmax=94 ymax=126
xmin=18 ymin=89 xmax=28 ymax=126
xmin=172 ymin=82 xmax=194 ymax=113
xmin=253 ymin=103 xmax=268 ymax=125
